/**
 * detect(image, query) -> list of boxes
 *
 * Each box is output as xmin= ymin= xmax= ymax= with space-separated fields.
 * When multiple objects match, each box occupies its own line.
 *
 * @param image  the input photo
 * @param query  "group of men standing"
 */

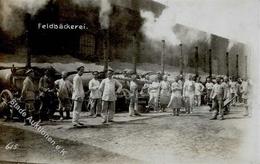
xmin=60 ymin=66 xmax=123 ymax=126
xmin=20 ymin=66 xmax=249 ymax=126
xmin=21 ymin=66 xmax=123 ymax=127
xmin=141 ymin=73 xmax=249 ymax=120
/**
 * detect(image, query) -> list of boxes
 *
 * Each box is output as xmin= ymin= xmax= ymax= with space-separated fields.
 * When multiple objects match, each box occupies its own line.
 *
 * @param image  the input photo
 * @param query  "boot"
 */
xmin=59 ymin=110 xmax=64 ymax=120
xmin=66 ymin=111 xmax=72 ymax=119
xmin=176 ymin=109 xmax=180 ymax=116
xmin=129 ymin=107 xmax=134 ymax=117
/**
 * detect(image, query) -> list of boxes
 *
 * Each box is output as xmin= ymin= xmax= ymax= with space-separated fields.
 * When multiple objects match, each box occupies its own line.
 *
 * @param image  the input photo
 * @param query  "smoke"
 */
xmin=73 ymin=0 xmax=112 ymax=29
xmin=174 ymin=27 xmax=212 ymax=46
xmin=227 ymin=40 xmax=235 ymax=52
xmin=0 ymin=0 xmax=49 ymax=37
xmin=99 ymin=0 xmax=112 ymax=29
xmin=140 ymin=7 xmax=180 ymax=47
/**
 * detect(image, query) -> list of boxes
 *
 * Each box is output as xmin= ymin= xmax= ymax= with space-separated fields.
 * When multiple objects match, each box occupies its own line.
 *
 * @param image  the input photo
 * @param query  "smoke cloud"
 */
xmin=73 ymin=0 xmax=112 ymax=29
xmin=140 ymin=7 xmax=180 ymax=47
xmin=0 ymin=0 xmax=49 ymax=37
xmin=99 ymin=0 xmax=112 ymax=29
xmin=174 ymin=27 xmax=212 ymax=46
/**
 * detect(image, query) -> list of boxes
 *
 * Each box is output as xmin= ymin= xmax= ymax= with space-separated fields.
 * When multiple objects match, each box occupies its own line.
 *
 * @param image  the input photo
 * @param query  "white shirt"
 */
xmin=149 ymin=82 xmax=160 ymax=94
xmin=99 ymin=78 xmax=122 ymax=101
xmin=195 ymin=82 xmax=204 ymax=96
xmin=72 ymin=74 xmax=85 ymax=100
xmin=88 ymin=78 xmax=101 ymax=99
xmin=183 ymin=80 xmax=195 ymax=96
xmin=230 ymin=81 xmax=237 ymax=94
xmin=206 ymin=82 xmax=214 ymax=90
xmin=55 ymin=79 xmax=72 ymax=99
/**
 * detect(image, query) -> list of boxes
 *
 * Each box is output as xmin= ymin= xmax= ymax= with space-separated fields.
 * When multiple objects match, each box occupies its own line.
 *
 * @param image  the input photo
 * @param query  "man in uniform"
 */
xmin=21 ymin=69 xmax=36 ymax=126
xmin=241 ymin=78 xmax=249 ymax=116
xmin=99 ymin=70 xmax=122 ymax=124
xmin=72 ymin=66 xmax=85 ymax=126
xmin=147 ymin=75 xmax=161 ymax=112
xmin=55 ymin=71 xmax=73 ymax=120
xmin=205 ymin=77 xmax=214 ymax=110
xmin=195 ymin=77 xmax=204 ymax=106
xmin=39 ymin=69 xmax=56 ymax=122
xmin=160 ymin=75 xmax=171 ymax=112
xmin=129 ymin=74 xmax=141 ymax=117
xmin=210 ymin=77 xmax=226 ymax=120
xmin=88 ymin=71 xmax=102 ymax=117
xmin=183 ymin=75 xmax=195 ymax=114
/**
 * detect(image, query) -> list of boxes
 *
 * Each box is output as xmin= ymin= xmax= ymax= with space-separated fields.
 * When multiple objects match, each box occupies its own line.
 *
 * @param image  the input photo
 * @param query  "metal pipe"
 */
xmin=245 ymin=56 xmax=248 ymax=79
xmin=161 ymin=40 xmax=165 ymax=75
xmin=180 ymin=43 xmax=183 ymax=74
xmin=195 ymin=46 xmax=199 ymax=76
xmin=236 ymin=54 xmax=239 ymax=78
xmin=226 ymin=52 xmax=229 ymax=77
xmin=25 ymin=13 xmax=31 ymax=68
xmin=103 ymin=30 xmax=109 ymax=72
xmin=132 ymin=35 xmax=137 ymax=74
xmin=209 ymin=49 xmax=212 ymax=77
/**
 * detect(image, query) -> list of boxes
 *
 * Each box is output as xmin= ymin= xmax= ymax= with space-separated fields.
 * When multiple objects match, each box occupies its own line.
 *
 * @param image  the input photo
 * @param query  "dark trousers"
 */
xmin=39 ymin=92 xmax=56 ymax=120
xmin=212 ymin=98 xmax=224 ymax=118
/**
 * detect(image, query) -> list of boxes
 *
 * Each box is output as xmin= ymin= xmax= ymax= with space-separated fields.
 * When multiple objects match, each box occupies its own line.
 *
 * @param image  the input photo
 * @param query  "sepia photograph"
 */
xmin=0 ymin=0 xmax=259 ymax=163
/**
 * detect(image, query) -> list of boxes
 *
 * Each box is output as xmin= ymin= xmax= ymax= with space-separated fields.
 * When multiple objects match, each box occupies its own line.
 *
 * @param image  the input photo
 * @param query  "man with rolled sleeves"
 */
xmin=72 ymin=66 xmax=85 ymax=127
xmin=21 ymin=69 xmax=36 ymax=126
xmin=88 ymin=71 xmax=102 ymax=117
xmin=99 ymin=70 xmax=122 ymax=124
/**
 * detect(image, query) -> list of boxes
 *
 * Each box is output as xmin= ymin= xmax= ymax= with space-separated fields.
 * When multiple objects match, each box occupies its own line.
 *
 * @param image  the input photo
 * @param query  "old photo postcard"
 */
xmin=0 ymin=0 xmax=259 ymax=163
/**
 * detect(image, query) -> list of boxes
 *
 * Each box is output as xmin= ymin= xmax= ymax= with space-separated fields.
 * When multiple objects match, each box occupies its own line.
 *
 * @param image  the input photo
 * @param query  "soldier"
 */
xmin=241 ymin=78 xmax=249 ymax=116
xmin=167 ymin=76 xmax=182 ymax=116
xmin=140 ymin=75 xmax=150 ymax=96
xmin=159 ymin=75 xmax=171 ymax=112
xmin=183 ymin=75 xmax=195 ymax=114
xmin=39 ymin=69 xmax=56 ymax=122
xmin=88 ymin=71 xmax=102 ymax=117
xmin=72 ymin=66 xmax=85 ymax=127
xmin=229 ymin=77 xmax=238 ymax=105
xmin=147 ymin=75 xmax=161 ymax=112
xmin=55 ymin=71 xmax=73 ymax=120
xmin=222 ymin=77 xmax=230 ymax=114
xmin=21 ymin=69 xmax=36 ymax=126
xmin=205 ymin=77 xmax=214 ymax=110
xmin=210 ymin=77 xmax=226 ymax=120
xmin=129 ymin=74 xmax=141 ymax=117
xmin=194 ymin=77 xmax=204 ymax=106
xmin=99 ymin=70 xmax=122 ymax=124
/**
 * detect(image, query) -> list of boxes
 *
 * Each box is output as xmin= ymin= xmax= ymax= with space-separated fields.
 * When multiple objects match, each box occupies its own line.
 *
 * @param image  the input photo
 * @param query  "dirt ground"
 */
xmin=0 ymin=124 xmax=140 ymax=164
xmin=0 ymin=105 xmax=256 ymax=164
